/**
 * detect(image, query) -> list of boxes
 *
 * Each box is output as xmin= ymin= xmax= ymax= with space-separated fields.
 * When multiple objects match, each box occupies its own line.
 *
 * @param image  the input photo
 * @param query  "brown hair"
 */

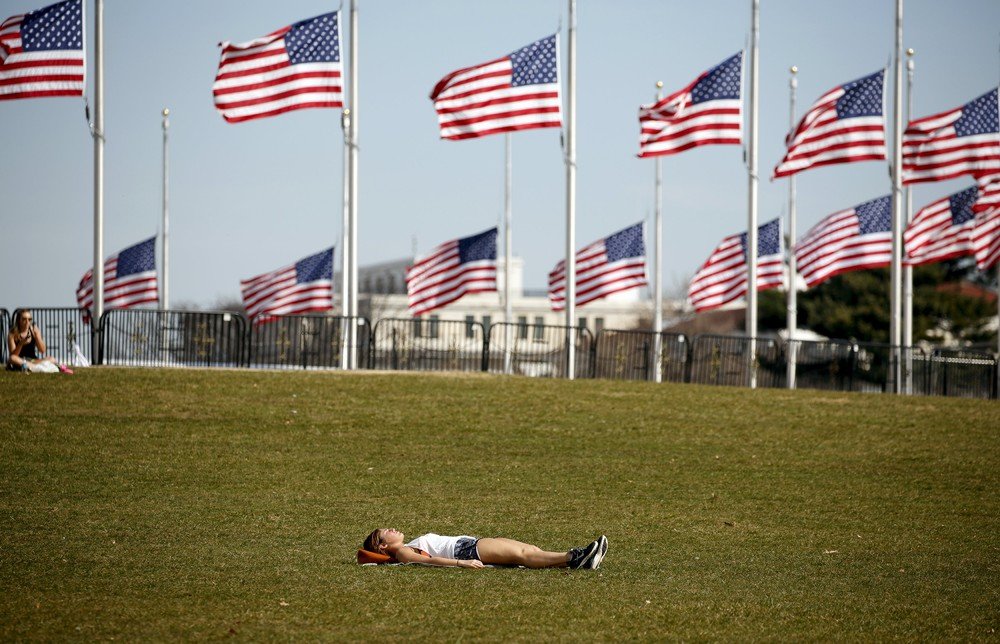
xmin=362 ymin=528 xmax=381 ymax=553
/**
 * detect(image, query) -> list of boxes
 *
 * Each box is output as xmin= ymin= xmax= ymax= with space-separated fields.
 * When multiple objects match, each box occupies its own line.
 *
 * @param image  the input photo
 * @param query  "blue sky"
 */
xmin=1 ymin=0 xmax=998 ymax=309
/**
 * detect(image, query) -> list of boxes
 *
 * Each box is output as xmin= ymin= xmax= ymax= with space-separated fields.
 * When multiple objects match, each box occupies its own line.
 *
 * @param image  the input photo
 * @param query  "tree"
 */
xmin=758 ymin=262 xmax=995 ymax=346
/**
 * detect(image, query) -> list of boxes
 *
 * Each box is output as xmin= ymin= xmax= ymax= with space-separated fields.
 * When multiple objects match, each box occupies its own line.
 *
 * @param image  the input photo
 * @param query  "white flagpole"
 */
xmin=786 ymin=66 xmax=798 ymax=390
xmin=653 ymin=81 xmax=663 ymax=384
xmin=161 ymin=108 xmax=170 ymax=311
xmin=92 ymin=0 xmax=104 ymax=358
xmin=565 ymin=0 xmax=577 ymax=380
xmin=746 ymin=0 xmax=760 ymax=389
xmin=890 ymin=0 xmax=904 ymax=393
xmin=340 ymin=108 xmax=351 ymax=370
xmin=348 ymin=0 xmax=360 ymax=369
xmin=902 ymin=48 xmax=915 ymax=395
xmin=504 ymin=132 xmax=513 ymax=375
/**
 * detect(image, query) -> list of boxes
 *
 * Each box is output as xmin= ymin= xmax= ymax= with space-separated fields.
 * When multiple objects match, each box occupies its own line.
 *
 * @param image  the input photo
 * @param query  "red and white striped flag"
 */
xmin=903 ymin=88 xmax=1000 ymax=185
xmin=972 ymin=207 xmax=1000 ymax=270
xmin=407 ymin=228 xmax=497 ymax=316
xmin=795 ymin=196 xmax=892 ymax=288
xmin=688 ymin=218 xmax=783 ymax=313
xmin=638 ymin=52 xmax=742 ymax=158
xmin=904 ymin=186 xmax=978 ymax=266
xmin=76 ymin=237 xmax=159 ymax=321
xmin=0 ymin=0 xmax=84 ymax=101
xmin=213 ymin=12 xmax=342 ymax=124
xmin=773 ymin=70 xmax=886 ymax=179
xmin=430 ymin=35 xmax=561 ymax=140
xmin=241 ymin=248 xmax=334 ymax=325
xmin=972 ymin=174 xmax=1000 ymax=270
xmin=548 ymin=223 xmax=648 ymax=312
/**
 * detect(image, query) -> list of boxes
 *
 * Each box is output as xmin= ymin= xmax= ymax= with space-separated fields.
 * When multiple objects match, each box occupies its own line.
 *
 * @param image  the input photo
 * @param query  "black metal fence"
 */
xmin=371 ymin=317 xmax=484 ymax=372
xmin=687 ymin=335 xmax=784 ymax=388
xmin=486 ymin=322 xmax=594 ymax=379
xmin=249 ymin=315 xmax=370 ymax=370
xmin=6 ymin=307 xmax=92 ymax=367
xmin=3 ymin=305 xmax=996 ymax=399
xmin=593 ymin=329 xmax=689 ymax=382
xmin=100 ymin=309 xmax=247 ymax=368
xmin=921 ymin=349 xmax=998 ymax=399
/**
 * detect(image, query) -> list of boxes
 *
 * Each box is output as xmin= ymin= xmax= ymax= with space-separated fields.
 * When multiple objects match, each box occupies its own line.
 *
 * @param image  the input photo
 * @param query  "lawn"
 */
xmin=0 ymin=368 xmax=997 ymax=640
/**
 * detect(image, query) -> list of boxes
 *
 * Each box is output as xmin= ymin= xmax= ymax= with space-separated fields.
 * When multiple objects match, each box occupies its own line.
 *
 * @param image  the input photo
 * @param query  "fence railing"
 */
xmin=6 ymin=307 xmax=92 ymax=367
xmin=687 ymin=335 xmax=784 ymax=388
xmin=593 ymin=329 xmax=689 ymax=382
xmin=100 ymin=309 xmax=248 ymax=368
xmin=371 ymin=317 xmax=484 ymax=372
xmin=486 ymin=323 xmax=594 ymax=379
xmin=249 ymin=315 xmax=370 ymax=370
xmin=4 ymin=304 xmax=996 ymax=399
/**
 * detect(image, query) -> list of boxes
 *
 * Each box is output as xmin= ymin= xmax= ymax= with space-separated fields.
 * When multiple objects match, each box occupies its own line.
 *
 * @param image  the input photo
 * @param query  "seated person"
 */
xmin=361 ymin=528 xmax=607 ymax=570
xmin=6 ymin=310 xmax=71 ymax=373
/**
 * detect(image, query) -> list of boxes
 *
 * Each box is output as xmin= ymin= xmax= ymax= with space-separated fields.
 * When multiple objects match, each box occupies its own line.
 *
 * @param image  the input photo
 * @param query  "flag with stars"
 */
xmin=903 ymin=88 xmax=1000 ymax=184
xmin=795 ymin=196 xmax=892 ymax=288
xmin=241 ymin=248 xmax=334 ymax=325
xmin=76 ymin=237 xmax=159 ymax=322
xmin=687 ymin=218 xmax=783 ymax=313
xmin=430 ymin=34 xmax=561 ymax=140
xmin=773 ymin=70 xmax=887 ymax=179
xmin=407 ymin=228 xmax=497 ymax=316
xmin=0 ymin=0 xmax=84 ymax=101
xmin=638 ymin=52 xmax=743 ymax=158
xmin=904 ymin=185 xmax=978 ymax=266
xmin=548 ymin=223 xmax=648 ymax=311
xmin=214 ymin=11 xmax=342 ymax=124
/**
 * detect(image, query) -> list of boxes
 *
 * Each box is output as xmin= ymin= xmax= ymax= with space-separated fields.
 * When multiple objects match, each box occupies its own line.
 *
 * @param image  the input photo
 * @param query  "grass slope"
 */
xmin=0 ymin=369 xmax=997 ymax=640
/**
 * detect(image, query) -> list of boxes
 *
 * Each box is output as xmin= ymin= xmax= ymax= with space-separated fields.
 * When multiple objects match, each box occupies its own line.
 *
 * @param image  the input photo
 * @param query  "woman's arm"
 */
xmin=392 ymin=547 xmax=483 ymax=568
xmin=6 ymin=333 xmax=17 ymax=358
xmin=31 ymin=324 xmax=46 ymax=354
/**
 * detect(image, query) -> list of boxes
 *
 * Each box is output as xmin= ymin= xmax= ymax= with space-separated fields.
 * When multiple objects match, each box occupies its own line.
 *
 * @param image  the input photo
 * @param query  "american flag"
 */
xmin=241 ymin=248 xmax=334 ymax=325
xmin=795 ymin=195 xmax=892 ymax=288
xmin=407 ymin=228 xmax=497 ymax=316
xmin=972 ymin=172 xmax=1000 ymax=269
xmin=430 ymin=34 xmax=561 ymax=140
xmin=972 ymin=206 xmax=1000 ymax=270
xmin=76 ymin=237 xmax=158 ymax=322
xmin=0 ymin=0 xmax=84 ymax=101
xmin=772 ymin=70 xmax=886 ymax=179
xmin=903 ymin=88 xmax=1000 ymax=184
xmin=638 ymin=52 xmax=742 ymax=158
xmin=214 ymin=11 xmax=342 ymax=124
xmin=548 ymin=222 xmax=648 ymax=311
xmin=687 ymin=218 xmax=783 ymax=313
xmin=904 ymin=185 xmax=978 ymax=266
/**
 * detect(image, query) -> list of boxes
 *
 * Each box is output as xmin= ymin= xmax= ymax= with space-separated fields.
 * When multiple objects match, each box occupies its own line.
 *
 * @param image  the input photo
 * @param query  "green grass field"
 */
xmin=1 ymin=368 xmax=997 ymax=640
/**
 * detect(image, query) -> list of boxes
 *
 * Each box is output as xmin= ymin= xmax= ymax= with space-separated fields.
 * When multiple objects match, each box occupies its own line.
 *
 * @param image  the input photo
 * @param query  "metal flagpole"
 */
xmin=348 ymin=0 xmax=360 ymax=369
xmin=564 ymin=0 xmax=577 ymax=380
xmin=889 ymin=0 xmax=904 ymax=393
xmin=786 ymin=66 xmax=798 ymax=390
xmin=161 ymin=108 xmax=170 ymax=311
xmin=91 ymin=0 xmax=104 ymax=359
xmin=341 ymin=108 xmax=351 ymax=369
xmin=653 ymin=81 xmax=663 ymax=384
xmin=902 ymin=48 xmax=915 ymax=395
xmin=746 ymin=0 xmax=760 ymax=389
xmin=504 ymin=132 xmax=513 ymax=374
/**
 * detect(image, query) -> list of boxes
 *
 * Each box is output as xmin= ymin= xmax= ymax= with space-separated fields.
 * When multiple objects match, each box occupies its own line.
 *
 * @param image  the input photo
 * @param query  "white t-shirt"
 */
xmin=404 ymin=533 xmax=475 ymax=559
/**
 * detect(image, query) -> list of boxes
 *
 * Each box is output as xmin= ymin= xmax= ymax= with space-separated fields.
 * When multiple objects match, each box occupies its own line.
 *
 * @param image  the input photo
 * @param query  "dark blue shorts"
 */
xmin=454 ymin=537 xmax=480 ymax=561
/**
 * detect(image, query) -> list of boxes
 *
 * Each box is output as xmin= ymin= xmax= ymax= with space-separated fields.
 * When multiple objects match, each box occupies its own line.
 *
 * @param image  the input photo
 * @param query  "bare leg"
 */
xmin=474 ymin=537 xmax=570 ymax=568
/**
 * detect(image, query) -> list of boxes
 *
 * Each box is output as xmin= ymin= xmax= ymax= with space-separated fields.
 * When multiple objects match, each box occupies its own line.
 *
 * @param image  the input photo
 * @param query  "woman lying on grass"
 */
xmin=362 ymin=529 xmax=608 ymax=569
